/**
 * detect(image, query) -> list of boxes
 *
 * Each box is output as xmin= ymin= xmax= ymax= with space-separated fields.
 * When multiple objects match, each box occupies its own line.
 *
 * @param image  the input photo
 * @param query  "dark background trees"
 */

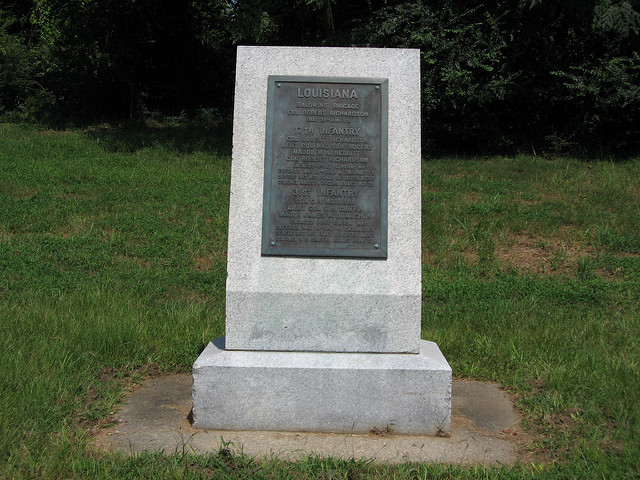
xmin=1 ymin=0 xmax=235 ymax=119
xmin=1 ymin=0 xmax=639 ymax=156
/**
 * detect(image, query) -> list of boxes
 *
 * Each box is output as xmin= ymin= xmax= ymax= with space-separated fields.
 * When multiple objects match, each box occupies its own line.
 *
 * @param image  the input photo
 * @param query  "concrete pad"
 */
xmin=453 ymin=381 xmax=519 ymax=433
xmin=192 ymin=338 xmax=451 ymax=435
xmin=92 ymin=375 xmax=523 ymax=465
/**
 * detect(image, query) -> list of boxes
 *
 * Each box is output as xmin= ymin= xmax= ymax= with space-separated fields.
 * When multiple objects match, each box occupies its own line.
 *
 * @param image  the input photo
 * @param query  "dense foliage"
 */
xmin=1 ymin=0 xmax=639 ymax=155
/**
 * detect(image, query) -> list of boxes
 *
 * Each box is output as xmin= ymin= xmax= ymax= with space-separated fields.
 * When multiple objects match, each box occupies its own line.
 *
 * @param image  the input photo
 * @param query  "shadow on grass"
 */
xmin=83 ymin=119 xmax=233 ymax=156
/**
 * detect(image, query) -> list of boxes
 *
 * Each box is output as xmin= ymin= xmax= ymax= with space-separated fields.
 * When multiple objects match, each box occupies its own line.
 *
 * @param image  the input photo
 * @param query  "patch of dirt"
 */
xmin=54 ymin=226 xmax=76 ymax=238
xmin=614 ymin=252 xmax=640 ymax=258
xmin=142 ymin=363 xmax=166 ymax=378
xmin=594 ymin=268 xmax=625 ymax=281
xmin=9 ymin=186 xmax=38 ymax=199
xmin=426 ymin=224 xmax=637 ymax=280
xmin=532 ymin=189 xmax=565 ymax=202
xmin=528 ymin=378 xmax=546 ymax=395
xmin=192 ymin=251 xmax=226 ymax=271
xmin=441 ymin=172 xmax=465 ymax=180
xmin=369 ymin=426 xmax=393 ymax=437
xmin=458 ymin=251 xmax=479 ymax=263
xmin=496 ymin=231 xmax=594 ymax=276
xmin=117 ymin=254 xmax=151 ymax=269
xmin=157 ymin=210 xmax=184 ymax=224
xmin=541 ymin=408 xmax=584 ymax=432
xmin=463 ymin=192 xmax=481 ymax=203
xmin=193 ymin=256 xmax=214 ymax=271
xmin=496 ymin=234 xmax=552 ymax=273
xmin=183 ymin=462 xmax=219 ymax=479
xmin=423 ymin=226 xmax=631 ymax=280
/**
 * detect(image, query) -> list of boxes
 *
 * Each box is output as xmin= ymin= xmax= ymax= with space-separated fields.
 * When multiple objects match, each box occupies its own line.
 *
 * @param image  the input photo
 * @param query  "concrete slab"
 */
xmin=92 ymin=375 xmax=523 ymax=465
xmin=192 ymin=338 xmax=451 ymax=435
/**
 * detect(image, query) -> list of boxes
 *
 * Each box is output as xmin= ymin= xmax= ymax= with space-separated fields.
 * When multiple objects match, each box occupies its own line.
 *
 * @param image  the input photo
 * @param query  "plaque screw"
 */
xmin=374 ymin=244 xmax=380 ymax=249
xmin=271 ymin=241 xmax=276 ymax=246
xmin=276 ymin=83 xmax=281 ymax=87
xmin=375 ymin=85 xmax=380 ymax=90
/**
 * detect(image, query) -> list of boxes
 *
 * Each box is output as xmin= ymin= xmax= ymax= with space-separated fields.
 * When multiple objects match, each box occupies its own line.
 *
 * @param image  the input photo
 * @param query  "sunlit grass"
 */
xmin=1 ymin=123 xmax=639 ymax=478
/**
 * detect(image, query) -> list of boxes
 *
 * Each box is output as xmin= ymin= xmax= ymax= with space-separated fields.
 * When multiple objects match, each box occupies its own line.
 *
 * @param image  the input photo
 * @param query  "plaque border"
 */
xmin=261 ymin=75 xmax=388 ymax=259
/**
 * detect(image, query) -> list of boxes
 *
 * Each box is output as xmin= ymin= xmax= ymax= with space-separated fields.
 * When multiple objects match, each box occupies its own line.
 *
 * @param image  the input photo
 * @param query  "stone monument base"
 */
xmin=192 ymin=338 xmax=452 ymax=436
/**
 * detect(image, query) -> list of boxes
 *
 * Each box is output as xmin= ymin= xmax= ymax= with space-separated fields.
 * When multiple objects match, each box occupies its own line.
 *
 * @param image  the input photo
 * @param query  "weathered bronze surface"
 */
xmin=262 ymin=76 xmax=388 ymax=258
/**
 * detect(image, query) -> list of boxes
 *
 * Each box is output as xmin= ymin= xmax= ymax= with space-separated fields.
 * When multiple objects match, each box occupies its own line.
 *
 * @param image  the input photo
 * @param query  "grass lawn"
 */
xmin=1 ymin=122 xmax=639 ymax=478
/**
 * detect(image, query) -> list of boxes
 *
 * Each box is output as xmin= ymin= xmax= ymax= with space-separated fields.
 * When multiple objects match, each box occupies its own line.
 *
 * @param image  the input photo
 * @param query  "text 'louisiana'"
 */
xmin=297 ymin=87 xmax=358 ymax=99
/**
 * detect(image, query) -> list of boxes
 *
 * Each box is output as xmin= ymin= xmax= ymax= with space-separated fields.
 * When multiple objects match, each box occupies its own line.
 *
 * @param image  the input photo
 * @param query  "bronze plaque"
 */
xmin=262 ymin=76 xmax=388 ymax=258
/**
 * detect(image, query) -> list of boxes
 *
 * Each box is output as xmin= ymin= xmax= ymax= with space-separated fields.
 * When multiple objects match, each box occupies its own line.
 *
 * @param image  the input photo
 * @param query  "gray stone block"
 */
xmin=226 ymin=46 xmax=422 ymax=353
xmin=226 ymin=292 xmax=420 ymax=353
xmin=192 ymin=338 xmax=452 ymax=435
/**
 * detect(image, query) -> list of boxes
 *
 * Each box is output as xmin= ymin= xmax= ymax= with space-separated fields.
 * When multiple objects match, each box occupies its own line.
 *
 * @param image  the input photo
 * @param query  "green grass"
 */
xmin=1 ymin=122 xmax=639 ymax=478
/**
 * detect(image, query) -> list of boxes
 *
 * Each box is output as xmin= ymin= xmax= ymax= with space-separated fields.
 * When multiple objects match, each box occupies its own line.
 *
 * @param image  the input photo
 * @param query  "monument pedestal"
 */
xmin=192 ymin=338 xmax=451 ymax=435
xmin=192 ymin=47 xmax=451 ymax=437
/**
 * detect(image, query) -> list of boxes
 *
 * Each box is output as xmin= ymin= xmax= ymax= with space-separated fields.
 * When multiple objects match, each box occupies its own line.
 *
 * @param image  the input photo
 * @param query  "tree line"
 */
xmin=1 ymin=0 xmax=639 ymax=156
